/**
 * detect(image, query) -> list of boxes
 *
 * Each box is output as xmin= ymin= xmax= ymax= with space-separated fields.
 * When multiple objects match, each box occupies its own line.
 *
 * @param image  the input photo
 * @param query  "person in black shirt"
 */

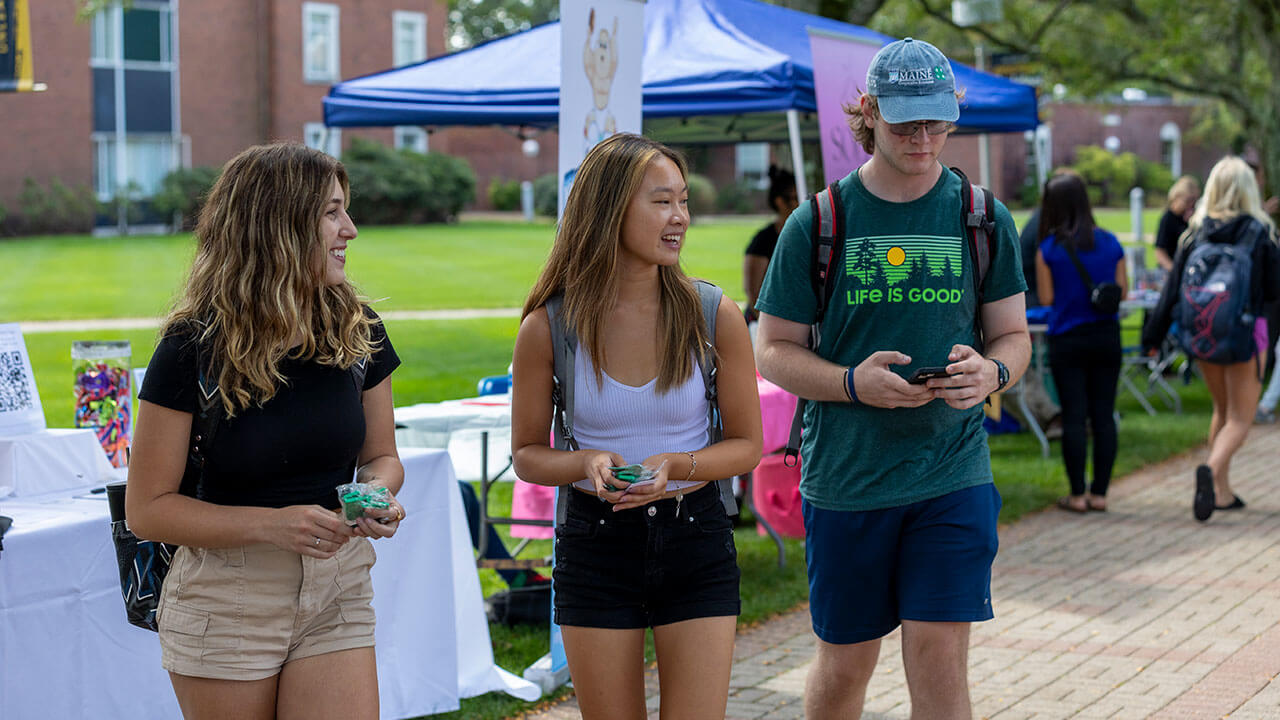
xmin=1153 ymin=175 xmax=1200 ymax=271
xmin=127 ymin=143 xmax=404 ymax=719
xmin=743 ymin=165 xmax=798 ymax=327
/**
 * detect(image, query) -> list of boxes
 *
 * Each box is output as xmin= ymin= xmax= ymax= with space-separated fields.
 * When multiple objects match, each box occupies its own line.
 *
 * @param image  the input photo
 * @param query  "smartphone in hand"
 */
xmin=907 ymin=366 xmax=952 ymax=384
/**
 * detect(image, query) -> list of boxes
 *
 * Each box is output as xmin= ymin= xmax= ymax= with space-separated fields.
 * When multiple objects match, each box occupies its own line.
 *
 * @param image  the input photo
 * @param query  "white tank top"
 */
xmin=570 ymin=348 xmax=710 ymax=492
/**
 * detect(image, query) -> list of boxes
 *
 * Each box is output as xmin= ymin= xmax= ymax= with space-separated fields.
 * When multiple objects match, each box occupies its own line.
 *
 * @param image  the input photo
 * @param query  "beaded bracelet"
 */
xmin=683 ymin=452 xmax=696 ymax=482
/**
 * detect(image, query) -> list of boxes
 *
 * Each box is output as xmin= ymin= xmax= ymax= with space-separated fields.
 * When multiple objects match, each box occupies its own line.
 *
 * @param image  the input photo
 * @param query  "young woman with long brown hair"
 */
xmin=511 ymin=133 xmax=761 ymax=719
xmin=126 ymin=143 xmax=404 ymax=719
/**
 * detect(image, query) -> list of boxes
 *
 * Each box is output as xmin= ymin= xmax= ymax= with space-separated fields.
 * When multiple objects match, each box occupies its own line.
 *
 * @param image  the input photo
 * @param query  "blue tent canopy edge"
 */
xmin=323 ymin=0 xmax=1037 ymax=135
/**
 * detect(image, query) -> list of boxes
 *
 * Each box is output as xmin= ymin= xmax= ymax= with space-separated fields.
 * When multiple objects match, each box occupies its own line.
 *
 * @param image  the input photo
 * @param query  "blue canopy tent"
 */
xmin=322 ymin=0 xmax=1038 ymax=193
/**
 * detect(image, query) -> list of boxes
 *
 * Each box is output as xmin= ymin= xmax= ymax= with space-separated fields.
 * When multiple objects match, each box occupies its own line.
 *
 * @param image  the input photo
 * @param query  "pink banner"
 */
xmin=808 ymin=29 xmax=880 ymax=186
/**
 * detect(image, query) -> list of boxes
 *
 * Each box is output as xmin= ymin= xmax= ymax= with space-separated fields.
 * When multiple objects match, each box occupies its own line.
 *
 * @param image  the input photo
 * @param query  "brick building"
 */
xmin=1 ymin=0 xmax=444 ymax=230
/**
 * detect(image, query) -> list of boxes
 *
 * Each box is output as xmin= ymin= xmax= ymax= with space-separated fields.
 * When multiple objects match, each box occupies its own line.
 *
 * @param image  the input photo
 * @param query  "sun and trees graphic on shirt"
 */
xmin=843 ymin=234 xmax=966 ymax=306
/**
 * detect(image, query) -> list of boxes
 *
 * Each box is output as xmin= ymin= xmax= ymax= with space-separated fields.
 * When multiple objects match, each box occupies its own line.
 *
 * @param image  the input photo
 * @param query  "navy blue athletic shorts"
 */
xmin=802 ymin=483 xmax=1001 ymax=644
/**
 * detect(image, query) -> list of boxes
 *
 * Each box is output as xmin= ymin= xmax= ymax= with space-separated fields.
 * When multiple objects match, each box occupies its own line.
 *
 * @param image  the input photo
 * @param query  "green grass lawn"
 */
xmin=0 ymin=219 xmax=762 ymax=322
xmin=6 ymin=212 xmax=1211 ymax=720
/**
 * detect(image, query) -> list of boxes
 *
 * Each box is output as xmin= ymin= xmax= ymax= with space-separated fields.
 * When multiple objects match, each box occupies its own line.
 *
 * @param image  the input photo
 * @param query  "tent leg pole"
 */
xmin=786 ymin=110 xmax=808 ymax=199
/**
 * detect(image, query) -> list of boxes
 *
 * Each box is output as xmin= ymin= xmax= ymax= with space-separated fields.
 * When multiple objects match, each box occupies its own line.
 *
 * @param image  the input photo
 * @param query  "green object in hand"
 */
xmin=338 ymin=484 xmax=392 ymax=522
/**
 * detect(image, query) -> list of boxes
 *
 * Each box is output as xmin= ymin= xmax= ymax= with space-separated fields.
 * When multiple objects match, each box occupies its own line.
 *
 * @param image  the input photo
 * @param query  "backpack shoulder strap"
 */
xmin=691 ymin=280 xmax=737 ymax=516
xmin=953 ymin=166 xmax=995 ymax=352
xmin=545 ymin=294 xmax=581 ymax=525
xmin=184 ymin=338 xmax=222 ymax=499
xmin=809 ymin=182 xmax=845 ymax=325
xmin=784 ymin=182 xmax=845 ymax=466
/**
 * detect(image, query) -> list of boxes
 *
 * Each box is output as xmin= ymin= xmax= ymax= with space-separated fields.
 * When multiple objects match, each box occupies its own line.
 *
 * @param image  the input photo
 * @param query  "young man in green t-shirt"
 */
xmin=755 ymin=38 xmax=1031 ymax=719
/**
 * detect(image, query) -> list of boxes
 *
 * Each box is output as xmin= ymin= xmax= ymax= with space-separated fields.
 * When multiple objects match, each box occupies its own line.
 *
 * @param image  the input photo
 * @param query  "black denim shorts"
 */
xmin=553 ymin=483 xmax=741 ymax=629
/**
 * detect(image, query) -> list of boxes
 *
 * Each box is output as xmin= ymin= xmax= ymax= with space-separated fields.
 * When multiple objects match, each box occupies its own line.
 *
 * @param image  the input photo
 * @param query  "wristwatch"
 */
xmin=991 ymin=358 xmax=1010 ymax=393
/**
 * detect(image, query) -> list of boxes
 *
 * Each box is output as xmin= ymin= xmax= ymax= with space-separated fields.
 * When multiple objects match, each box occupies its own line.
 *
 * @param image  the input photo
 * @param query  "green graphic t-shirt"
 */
xmin=755 ymin=168 xmax=1025 ymax=512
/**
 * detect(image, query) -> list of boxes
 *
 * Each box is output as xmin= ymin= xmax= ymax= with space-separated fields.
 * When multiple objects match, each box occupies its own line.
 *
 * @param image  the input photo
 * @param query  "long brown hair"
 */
xmin=521 ymin=133 xmax=712 ymax=392
xmin=163 ymin=143 xmax=375 ymax=416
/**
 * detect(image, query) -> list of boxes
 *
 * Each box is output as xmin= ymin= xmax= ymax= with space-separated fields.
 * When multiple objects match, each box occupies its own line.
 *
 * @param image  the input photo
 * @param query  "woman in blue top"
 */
xmin=1035 ymin=172 xmax=1127 ymax=513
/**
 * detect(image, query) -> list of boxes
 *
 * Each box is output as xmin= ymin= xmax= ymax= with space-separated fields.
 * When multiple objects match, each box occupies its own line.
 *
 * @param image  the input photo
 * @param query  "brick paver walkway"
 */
xmin=525 ymin=424 xmax=1280 ymax=719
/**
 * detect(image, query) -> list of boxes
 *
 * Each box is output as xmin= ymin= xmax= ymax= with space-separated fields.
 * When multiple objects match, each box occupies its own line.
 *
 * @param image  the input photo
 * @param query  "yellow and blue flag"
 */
xmin=0 ymin=0 xmax=35 ymax=93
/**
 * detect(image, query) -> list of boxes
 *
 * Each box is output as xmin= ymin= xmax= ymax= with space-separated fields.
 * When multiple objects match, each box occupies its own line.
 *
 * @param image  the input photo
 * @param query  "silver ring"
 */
xmin=313 ymin=537 xmax=321 ymax=546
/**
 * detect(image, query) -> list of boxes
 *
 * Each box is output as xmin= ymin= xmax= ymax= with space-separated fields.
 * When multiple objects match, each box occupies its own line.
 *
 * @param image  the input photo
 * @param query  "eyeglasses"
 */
xmin=885 ymin=120 xmax=954 ymax=137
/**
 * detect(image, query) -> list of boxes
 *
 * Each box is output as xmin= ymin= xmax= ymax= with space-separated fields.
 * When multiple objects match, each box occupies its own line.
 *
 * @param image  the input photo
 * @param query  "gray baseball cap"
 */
xmin=866 ymin=37 xmax=960 ymax=124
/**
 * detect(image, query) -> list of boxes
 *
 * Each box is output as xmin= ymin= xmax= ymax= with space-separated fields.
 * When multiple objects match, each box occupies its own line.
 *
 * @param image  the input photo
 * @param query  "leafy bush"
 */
xmin=1071 ymin=145 xmax=1175 ymax=208
xmin=533 ymin=172 xmax=558 ymax=217
xmin=1017 ymin=180 xmax=1041 ymax=209
xmin=98 ymin=181 xmax=145 ymax=230
xmin=342 ymin=138 xmax=476 ymax=224
xmin=715 ymin=179 xmax=763 ymax=214
xmin=48 ymin=180 xmax=98 ymax=233
xmin=488 ymin=178 xmax=522 ymax=211
xmin=17 ymin=179 xmax=52 ymax=234
xmin=686 ymin=173 xmax=717 ymax=217
xmin=152 ymin=166 xmax=220 ymax=230
xmin=9 ymin=178 xmax=96 ymax=235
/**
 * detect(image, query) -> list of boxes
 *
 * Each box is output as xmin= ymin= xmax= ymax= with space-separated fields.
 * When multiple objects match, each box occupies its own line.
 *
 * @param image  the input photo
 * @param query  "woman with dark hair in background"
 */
xmin=1144 ymin=155 xmax=1280 ymax=521
xmin=1035 ymin=171 xmax=1126 ymax=513
xmin=743 ymin=165 xmax=798 ymax=330
xmin=126 ymin=143 xmax=404 ymax=719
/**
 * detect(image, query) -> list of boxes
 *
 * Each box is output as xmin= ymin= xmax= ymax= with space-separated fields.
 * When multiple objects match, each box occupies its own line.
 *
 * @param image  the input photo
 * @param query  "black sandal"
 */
xmin=1216 ymin=495 xmax=1246 ymax=511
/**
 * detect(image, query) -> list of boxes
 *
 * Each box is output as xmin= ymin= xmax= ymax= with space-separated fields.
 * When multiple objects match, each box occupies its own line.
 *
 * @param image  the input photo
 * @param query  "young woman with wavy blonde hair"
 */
xmin=1145 ymin=155 xmax=1280 ymax=521
xmin=127 ymin=143 xmax=404 ymax=720
xmin=512 ymin=133 xmax=761 ymax=719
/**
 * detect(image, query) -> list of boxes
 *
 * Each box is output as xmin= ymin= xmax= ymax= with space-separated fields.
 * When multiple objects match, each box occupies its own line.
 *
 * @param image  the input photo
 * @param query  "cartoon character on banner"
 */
xmin=582 ymin=8 xmax=618 ymax=155
xmin=74 ymin=361 xmax=132 ymax=467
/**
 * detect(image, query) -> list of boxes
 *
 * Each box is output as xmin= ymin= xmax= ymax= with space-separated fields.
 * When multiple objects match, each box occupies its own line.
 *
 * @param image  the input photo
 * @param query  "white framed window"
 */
xmin=303 ymin=3 xmax=340 ymax=83
xmin=393 ymin=11 xmax=428 ymax=67
xmin=395 ymin=126 xmax=428 ymax=153
xmin=93 ymin=134 xmax=178 ymax=200
xmin=735 ymin=142 xmax=770 ymax=188
xmin=91 ymin=10 xmax=118 ymax=63
xmin=304 ymin=122 xmax=342 ymax=157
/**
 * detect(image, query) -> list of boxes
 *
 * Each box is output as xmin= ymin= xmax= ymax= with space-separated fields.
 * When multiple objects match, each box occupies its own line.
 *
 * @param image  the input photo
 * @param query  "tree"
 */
xmin=862 ymin=0 xmax=1280 ymax=203
xmin=447 ymin=0 xmax=559 ymax=50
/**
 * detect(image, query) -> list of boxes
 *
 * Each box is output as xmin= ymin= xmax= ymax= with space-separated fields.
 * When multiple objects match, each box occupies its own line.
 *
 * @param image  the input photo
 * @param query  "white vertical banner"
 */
xmin=0 ymin=324 xmax=45 ymax=438
xmin=557 ymin=0 xmax=645 ymax=217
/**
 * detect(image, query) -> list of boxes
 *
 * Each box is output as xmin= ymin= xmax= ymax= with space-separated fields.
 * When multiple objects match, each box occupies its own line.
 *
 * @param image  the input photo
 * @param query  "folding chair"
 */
xmin=470 ymin=375 xmax=553 ymax=572
xmin=1119 ymin=336 xmax=1183 ymax=415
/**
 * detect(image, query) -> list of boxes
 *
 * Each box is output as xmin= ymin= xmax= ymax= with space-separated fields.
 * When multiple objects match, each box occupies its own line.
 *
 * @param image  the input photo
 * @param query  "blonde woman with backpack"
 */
xmin=1143 ymin=155 xmax=1280 ymax=522
xmin=510 ymin=133 xmax=761 ymax=719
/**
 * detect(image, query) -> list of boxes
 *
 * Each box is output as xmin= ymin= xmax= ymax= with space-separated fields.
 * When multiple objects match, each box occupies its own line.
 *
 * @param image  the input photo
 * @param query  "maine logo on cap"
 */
xmin=866 ymin=37 xmax=960 ymax=123
xmin=888 ymin=65 xmax=948 ymax=86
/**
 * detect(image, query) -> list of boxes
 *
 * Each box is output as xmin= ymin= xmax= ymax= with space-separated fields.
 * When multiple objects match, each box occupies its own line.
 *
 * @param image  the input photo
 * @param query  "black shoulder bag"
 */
xmin=108 ymin=341 xmax=221 ymax=632
xmin=1062 ymin=242 xmax=1122 ymax=315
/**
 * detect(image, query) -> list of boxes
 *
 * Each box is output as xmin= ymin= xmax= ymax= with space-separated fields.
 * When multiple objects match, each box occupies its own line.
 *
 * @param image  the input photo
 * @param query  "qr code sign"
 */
xmin=0 ymin=350 xmax=35 ymax=413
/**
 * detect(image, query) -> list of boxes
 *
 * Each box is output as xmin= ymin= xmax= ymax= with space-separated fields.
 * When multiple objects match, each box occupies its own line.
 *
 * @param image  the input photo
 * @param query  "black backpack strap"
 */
xmin=784 ymin=182 xmax=844 ymax=467
xmin=953 ymin=166 xmax=995 ymax=353
xmin=182 ymin=339 xmax=222 ymax=500
xmin=809 ymin=182 xmax=845 ymax=327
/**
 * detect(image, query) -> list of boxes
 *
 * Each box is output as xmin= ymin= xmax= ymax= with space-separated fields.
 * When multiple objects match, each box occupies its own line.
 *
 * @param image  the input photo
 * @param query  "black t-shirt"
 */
xmin=745 ymin=223 xmax=780 ymax=259
xmin=1154 ymin=209 xmax=1188 ymax=260
xmin=139 ymin=308 xmax=401 ymax=509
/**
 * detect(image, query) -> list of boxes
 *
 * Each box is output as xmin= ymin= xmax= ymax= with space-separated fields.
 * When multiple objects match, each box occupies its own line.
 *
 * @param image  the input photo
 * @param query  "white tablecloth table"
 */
xmin=0 ymin=447 xmax=536 ymax=719
xmin=394 ymin=396 xmax=512 ymax=483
